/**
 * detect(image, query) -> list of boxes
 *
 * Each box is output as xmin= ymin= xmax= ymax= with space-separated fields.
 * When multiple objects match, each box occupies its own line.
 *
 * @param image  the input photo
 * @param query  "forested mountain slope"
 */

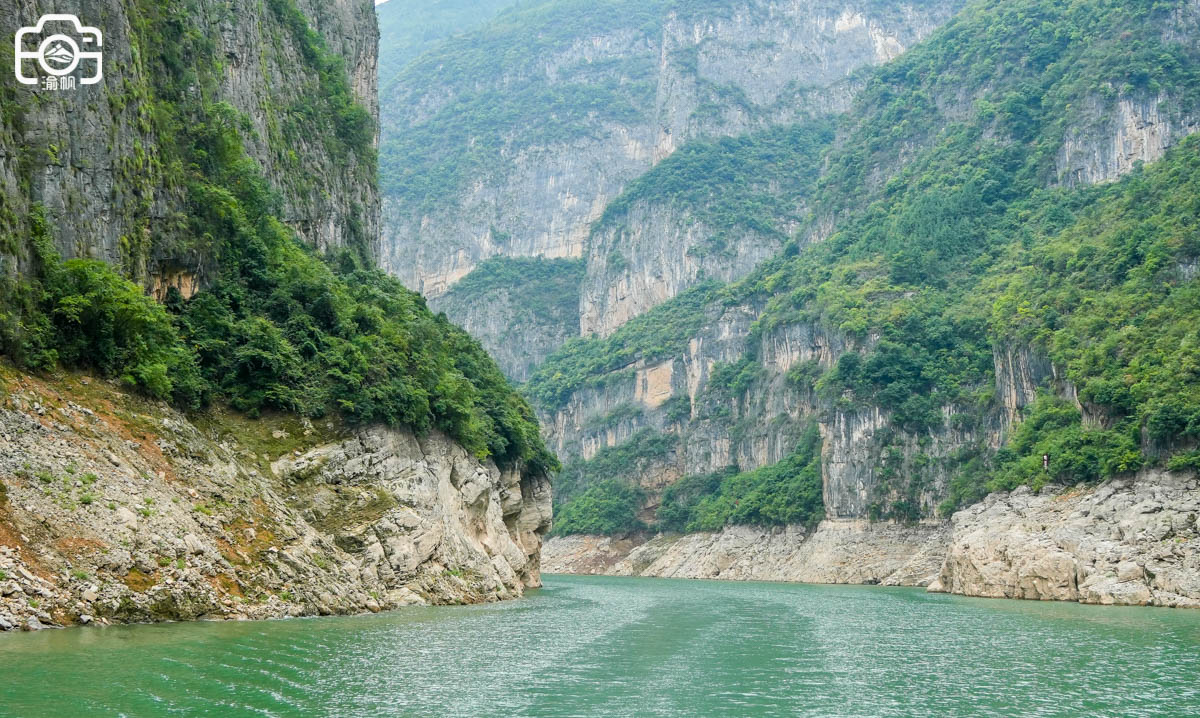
xmin=529 ymin=0 xmax=1200 ymax=563
xmin=0 ymin=0 xmax=554 ymax=631
xmin=377 ymin=0 xmax=963 ymax=377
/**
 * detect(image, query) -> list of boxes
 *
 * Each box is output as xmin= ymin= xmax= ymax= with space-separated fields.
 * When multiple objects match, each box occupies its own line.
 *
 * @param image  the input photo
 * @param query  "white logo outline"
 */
xmin=14 ymin=14 xmax=103 ymax=86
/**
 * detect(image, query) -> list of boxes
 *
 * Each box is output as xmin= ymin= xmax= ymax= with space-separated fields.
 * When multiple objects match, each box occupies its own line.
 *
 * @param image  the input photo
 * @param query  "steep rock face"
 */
xmin=379 ymin=0 xmax=963 ymax=298
xmin=431 ymin=287 xmax=579 ymax=383
xmin=0 ymin=0 xmax=378 ymax=279
xmin=273 ymin=428 xmax=552 ymax=596
xmin=581 ymin=203 xmax=790 ymax=337
xmin=0 ymin=367 xmax=551 ymax=631
xmin=540 ymin=98 xmax=1200 ymax=532
xmin=429 ymin=258 xmax=585 ymax=382
xmin=932 ymin=472 xmax=1200 ymax=607
xmin=1056 ymin=93 xmax=1198 ymax=187
xmin=544 ymin=304 xmax=1012 ymax=521
xmin=544 ymin=301 xmax=759 ymax=464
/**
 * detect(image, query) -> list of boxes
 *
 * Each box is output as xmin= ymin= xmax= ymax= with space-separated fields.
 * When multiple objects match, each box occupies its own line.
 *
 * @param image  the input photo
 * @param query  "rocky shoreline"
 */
xmin=0 ymin=367 xmax=552 ymax=633
xmin=544 ymin=470 xmax=1200 ymax=608
xmin=543 ymin=520 xmax=949 ymax=586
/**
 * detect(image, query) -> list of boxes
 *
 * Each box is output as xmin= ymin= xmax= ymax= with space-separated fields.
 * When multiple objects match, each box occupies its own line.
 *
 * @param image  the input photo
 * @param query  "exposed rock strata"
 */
xmin=932 ymin=472 xmax=1200 ymax=607
xmin=0 ymin=0 xmax=379 ymax=276
xmin=544 ymin=471 xmax=1200 ymax=609
xmin=0 ymin=368 xmax=551 ymax=632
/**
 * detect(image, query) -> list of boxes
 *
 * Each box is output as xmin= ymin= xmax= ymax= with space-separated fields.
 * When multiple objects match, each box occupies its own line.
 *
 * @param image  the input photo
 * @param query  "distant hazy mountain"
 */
xmin=376 ymin=0 xmax=521 ymax=78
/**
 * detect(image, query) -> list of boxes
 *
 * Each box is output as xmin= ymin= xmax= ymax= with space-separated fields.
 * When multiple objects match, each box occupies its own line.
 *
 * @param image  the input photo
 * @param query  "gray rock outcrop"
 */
xmin=380 ymin=0 xmax=964 ymax=296
xmin=0 ymin=370 xmax=551 ymax=631
xmin=933 ymin=472 xmax=1200 ymax=607
xmin=545 ymin=471 xmax=1200 ymax=610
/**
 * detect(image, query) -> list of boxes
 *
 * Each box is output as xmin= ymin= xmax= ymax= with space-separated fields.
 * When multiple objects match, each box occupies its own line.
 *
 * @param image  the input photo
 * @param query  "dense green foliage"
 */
xmin=0 ymin=0 xmax=554 ymax=473
xmin=441 ymin=256 xmax=584 ymax=326
xmin=551 ymin=480 xmax=646 ymax=536
xmin=169 ymin=115 xmax=552 ymax=469
xmin=932 ymin=136 xmax=1200 ymax=507
xmin=661 ymin=424 xmax=824 ymax=532
xmin=987 ymin=137 xmax=1200 ymax=450
xmin=597 ymin=121 xmax=835 ymax=251
xmin=0 ymin=209 xmax=203 ymax=401
xmin=763 ymin=0 xmax=1197 ymax=507
xmin=552 ymin=424 xmax=824 ymax=536
xmin=552 ymin=429 xmax=675 ymax=510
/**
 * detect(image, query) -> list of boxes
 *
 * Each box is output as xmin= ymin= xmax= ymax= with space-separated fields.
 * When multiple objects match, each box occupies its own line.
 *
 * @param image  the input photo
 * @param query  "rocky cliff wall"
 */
xmin=0 ymin=365 xmax=551 ymax=632
xmin=0 ymin=0 xmax=379 ymax=283
xmin=431 ymin=287 xmax=579 ymax=383
xmin=1056 ymin=93 xmax=1198 ymax=187
xmin=581 ymin=203 xmax=792 ymax=338
xmin=429 ymin=258 xmax=585 ymax=382
xmin=543 ymin=303 xmax=1017 ymax=522
xmin=379 ymin=0 xmax=963 ymax=299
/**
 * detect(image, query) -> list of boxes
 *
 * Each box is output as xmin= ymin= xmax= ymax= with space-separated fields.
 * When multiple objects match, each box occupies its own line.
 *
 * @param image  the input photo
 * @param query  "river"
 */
xmin=1 ymin=574 xmax=1198 ymax=717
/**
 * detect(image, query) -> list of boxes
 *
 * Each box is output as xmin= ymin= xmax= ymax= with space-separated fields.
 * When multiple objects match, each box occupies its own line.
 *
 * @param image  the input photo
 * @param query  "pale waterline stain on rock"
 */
xmin=543 ymin=470 xmax=1200 ymax=608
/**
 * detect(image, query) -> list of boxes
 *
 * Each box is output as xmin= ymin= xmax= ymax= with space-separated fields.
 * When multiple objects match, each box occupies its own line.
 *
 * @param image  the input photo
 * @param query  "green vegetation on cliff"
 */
xmin=659 ymin=424 xmax=824 ymax=532
xmin=0 ymin=0 xmax=554 ymax=473
xmin=526 ymin=282 xmax=726 ymax=409
xmin=746 ymin=0 xmax=1200 ymax=508
xmin=552 ymin=429 xmax=675 ymax=510
xmin=552 ymin=480 xmax=646 ymax=536
xmin=377 ymin=0 xmax=854 ymax=212
xmin=539 ymin=0 xmax=1200 ymax=531
xmin=379 ymin=0 xmax=663 ymax=210
xmin=597 ymin=120 xmax=835 ymax=248
xmin=441 ymin=256 xmax=584 ymax=325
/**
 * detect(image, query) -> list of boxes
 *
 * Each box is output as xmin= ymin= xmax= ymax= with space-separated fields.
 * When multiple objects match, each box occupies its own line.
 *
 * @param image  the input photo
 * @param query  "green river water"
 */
xmin=1 ymin=574 xmax=1198 ymax=717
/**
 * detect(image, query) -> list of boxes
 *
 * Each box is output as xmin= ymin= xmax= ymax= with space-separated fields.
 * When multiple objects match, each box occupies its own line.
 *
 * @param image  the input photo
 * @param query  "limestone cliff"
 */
xmin=542 ymin=305 xmax=989 ymax=521
xmin=0 ymin=365 xmax=551 ymax=632
xmin=532 ymin=0 xmax=1200 ymax=541
xmin=0 ymin=0 xmax=379 ymax=284
xmin=429 ymin=257 xmax=584 ymax=382
xmin=0 ymin=0 xmax=561 ymax=634
xmin=379 ymin=0 xmax=964 ymax=299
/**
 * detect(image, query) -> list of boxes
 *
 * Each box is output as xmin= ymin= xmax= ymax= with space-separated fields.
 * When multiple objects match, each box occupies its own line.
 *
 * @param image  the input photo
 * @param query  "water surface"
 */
xmin=2 ymin=574 xmax=1198 ymax=717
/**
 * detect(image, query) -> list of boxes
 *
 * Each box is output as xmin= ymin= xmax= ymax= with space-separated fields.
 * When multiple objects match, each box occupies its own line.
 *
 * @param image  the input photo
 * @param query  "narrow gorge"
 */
xmin=1 ymin=0 xmax=1199 ymax=714
xmin=380 ymin=0 xmax=1200 ymax=608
